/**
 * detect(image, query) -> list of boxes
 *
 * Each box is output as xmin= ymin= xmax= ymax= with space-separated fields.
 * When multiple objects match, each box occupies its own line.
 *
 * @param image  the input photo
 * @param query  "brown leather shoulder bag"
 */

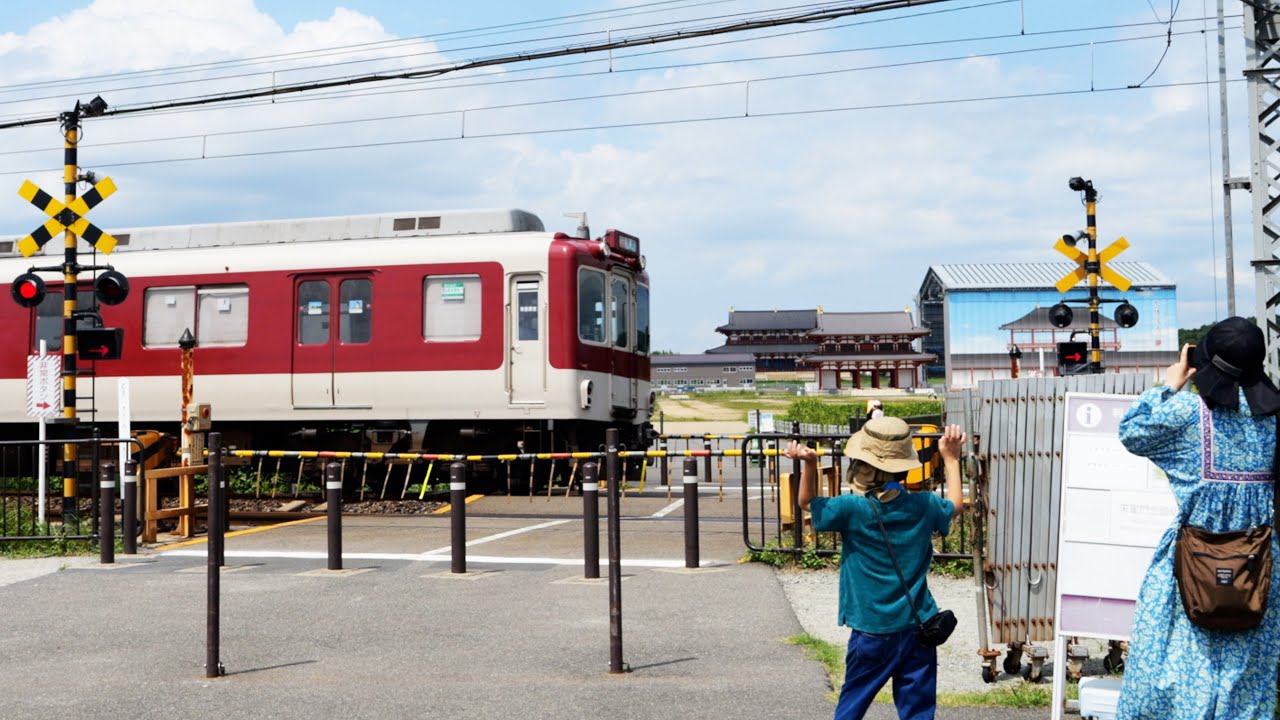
xmin=1172 ymin=418 xmax=1278 ymax=632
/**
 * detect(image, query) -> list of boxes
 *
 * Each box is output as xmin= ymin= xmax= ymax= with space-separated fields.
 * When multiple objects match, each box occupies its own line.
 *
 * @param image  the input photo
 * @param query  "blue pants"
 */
xmin=834 ymin=627 xmax=937 ymax=720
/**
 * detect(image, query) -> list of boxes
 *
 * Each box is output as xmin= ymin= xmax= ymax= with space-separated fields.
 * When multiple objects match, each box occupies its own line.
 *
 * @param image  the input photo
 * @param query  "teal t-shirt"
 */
xmin=810 ymin=490 xmax=953 ymax=634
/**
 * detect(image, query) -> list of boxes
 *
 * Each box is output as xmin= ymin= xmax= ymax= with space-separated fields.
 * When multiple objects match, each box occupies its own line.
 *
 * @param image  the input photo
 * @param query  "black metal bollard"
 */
xmin=99 ymin=462 xmax=115 ymax=565
xmin=122 ymin=460 xmax=137 ymax=555
xmin=450 ymin=463 xmax=467 ymax=574
xmin=206 ymin=432 xmax=223 ymax=678
xmin=683 ymin=457 xmax=699 ymax=569
xmin=606 ymin=428 xmax=625 ymax=674
xmin=791 ymin=421 xmax=803 ymax=552
xmin=583 ymin=462 xmax=599 ymax=579
xmin=326 ymin=462 xmax=342 ymax=571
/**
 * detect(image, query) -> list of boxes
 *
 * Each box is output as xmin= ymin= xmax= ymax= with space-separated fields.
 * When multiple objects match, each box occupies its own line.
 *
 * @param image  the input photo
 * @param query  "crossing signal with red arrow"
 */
xmin=1057 ymin=341 xmax=1089 ymax=375
xmin=76 ymin=327 xmax=123 ymax=361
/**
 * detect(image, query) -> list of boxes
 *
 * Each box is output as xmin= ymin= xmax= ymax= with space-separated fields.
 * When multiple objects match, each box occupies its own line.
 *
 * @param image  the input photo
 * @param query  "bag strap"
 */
xmin=868 ymin=496 xmax=926 ymax=628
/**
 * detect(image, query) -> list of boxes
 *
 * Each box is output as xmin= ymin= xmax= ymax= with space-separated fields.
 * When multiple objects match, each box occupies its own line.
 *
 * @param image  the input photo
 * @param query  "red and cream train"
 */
xmin=0 ymin=208 xmax=654 ymax=465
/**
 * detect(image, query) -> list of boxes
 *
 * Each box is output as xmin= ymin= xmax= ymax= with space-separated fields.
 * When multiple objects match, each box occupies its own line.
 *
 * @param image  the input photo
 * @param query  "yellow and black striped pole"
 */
xmin=1082 ymin=185 xmax=1102 ymax=374
xmin=60 ymin=107 xmax=80 ymax=525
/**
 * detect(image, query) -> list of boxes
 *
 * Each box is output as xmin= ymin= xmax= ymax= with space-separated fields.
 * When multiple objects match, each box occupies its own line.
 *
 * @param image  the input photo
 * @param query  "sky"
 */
xmin=0 ymin=0 xmax=1260 ymax=353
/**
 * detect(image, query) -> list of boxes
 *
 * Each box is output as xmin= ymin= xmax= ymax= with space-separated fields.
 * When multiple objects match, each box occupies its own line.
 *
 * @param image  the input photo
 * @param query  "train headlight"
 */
xmin=580 ymin=379 xmax=594 ymax=409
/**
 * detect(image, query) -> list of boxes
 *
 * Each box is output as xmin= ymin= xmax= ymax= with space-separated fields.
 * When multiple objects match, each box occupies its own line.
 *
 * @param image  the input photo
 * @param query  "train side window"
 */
xmin=610 ymin=276 xmax=629 ymax=350
xmin=196 ymin=285 xmax=249 ymax=347
xmin=423 ymin=274 xmax=481 ymax=342
xmin=297 ymin=280 xmax=330 ymax=345
xmin=636 ymin=284 xmax=650 ymax=355
xmin=33 ymin=291 xmax=93 ymax=353
xmin=578 ymin=269 xmax=605 ymax=344
xmin=143 ymin=286 xmax=197 ymax=347
xmin=516 ymin=280 xmax=539 ymax=341
xmin=339 ymin=278 xmax=372 ymax=344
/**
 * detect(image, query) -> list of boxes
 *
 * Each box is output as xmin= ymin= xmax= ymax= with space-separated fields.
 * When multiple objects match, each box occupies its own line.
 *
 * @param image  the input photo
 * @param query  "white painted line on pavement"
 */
xmin=419 ymin=518 xmax=571 ymax=555
xmin=160 ymin=549 xmax=728 ymax=568
xmin=651 ymin=499 xmax=684 ymax=518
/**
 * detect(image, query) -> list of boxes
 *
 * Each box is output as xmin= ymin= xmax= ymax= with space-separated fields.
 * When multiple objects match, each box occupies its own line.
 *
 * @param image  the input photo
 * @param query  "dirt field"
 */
xmin=654 ymin=393 xmax=798 ymax=421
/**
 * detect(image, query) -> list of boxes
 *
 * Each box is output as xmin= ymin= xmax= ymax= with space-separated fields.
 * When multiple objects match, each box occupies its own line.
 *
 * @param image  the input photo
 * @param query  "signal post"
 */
xmin=9 ymin=96 xmax=128 ymax=526
xmin=1047 ymin=177 xmax=1139 ymax=374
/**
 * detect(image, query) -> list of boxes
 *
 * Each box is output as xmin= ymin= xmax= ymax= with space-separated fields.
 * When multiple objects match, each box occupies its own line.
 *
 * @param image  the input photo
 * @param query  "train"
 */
xmin=0 ymin=207 xmax=654 ymax=481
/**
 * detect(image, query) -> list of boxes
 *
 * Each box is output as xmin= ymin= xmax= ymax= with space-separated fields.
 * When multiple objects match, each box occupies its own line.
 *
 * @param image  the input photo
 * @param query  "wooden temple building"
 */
xmin=706 ymin=308 xmax=935 ymax=390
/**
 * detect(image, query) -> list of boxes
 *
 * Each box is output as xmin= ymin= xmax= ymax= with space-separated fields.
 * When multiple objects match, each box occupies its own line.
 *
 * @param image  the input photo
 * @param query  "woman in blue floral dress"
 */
xmin=1116 ymin=317 xmax=1280 ymax=720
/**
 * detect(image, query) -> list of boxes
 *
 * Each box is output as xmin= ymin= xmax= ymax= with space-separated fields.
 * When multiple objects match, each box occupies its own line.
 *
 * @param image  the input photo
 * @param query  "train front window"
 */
xmin=339 ymin=279 xmax=372 ymax=344
xmin=636 ymin=284 xmax=650 ymax=355
xmin=610 ymin=277 xmax=629 ymax=350
xmin=578 ymin=269 xmax=605 ymax=343
xmin=297 ymin=280 xmax=330 ymax=345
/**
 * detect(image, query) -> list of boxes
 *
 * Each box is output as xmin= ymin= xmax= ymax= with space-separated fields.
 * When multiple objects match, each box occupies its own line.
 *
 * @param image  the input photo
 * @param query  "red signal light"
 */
xmin=10 ymin=273 xmax=46 ymax=308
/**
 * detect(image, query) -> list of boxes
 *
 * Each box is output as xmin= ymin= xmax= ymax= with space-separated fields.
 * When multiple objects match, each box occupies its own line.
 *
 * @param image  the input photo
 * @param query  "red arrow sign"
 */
xmin=89 ymin=345 xmax=109 ymax=357
xmin=35 ymin=401 xmax=50 ymax=409
xmin=1065 ymin=353 xmax=1083 ymax=362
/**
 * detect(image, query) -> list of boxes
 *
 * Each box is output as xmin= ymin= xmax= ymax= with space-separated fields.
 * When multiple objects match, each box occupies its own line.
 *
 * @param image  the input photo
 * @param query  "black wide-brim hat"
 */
xmin=1191 ymin=316 xmax=1280 ymax=416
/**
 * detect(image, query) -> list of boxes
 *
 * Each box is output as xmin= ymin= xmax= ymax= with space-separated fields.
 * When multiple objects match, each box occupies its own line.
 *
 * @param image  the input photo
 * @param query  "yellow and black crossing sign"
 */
xmin=16 ymin=176 xmax=118 ymax=257
xmin=1053 ymin=234 xmax=1132 ymax=293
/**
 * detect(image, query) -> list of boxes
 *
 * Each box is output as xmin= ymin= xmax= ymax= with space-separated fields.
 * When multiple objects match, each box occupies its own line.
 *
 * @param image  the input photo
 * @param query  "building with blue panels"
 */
xmin=916 ymin=263 xmax=1178 ymax=388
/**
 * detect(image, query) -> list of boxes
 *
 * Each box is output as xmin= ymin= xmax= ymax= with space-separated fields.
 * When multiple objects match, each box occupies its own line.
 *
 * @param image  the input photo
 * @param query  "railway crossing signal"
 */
xmin=17 ymin=176 xmax=119 ymax=257
xmin=8 ymin=96 xmax=124 ymax=525
xmin=1048 ymin=177 xmax=1139 ymax=374
xmin=10 ymin=272 xmax=46 ymax=308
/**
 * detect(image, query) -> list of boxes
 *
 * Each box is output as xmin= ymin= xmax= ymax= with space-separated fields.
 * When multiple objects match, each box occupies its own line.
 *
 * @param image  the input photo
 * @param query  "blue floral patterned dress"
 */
xmin=1115 ymin=385 xmax=1280 ymax=720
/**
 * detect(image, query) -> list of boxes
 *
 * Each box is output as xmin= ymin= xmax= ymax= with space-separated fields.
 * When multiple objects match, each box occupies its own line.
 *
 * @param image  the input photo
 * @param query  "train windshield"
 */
xmin=636 ymin=284 xmax=650 ymax=355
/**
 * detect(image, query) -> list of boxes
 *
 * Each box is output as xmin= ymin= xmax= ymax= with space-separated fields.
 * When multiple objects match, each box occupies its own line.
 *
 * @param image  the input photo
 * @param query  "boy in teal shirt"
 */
xmin=784 ymin=418 xmax=965 ymax=720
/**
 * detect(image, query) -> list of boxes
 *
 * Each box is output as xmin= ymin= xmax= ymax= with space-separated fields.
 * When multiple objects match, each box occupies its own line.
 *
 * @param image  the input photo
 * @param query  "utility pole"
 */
xmin=1243 ymin=3 xmax=1280 ymax=380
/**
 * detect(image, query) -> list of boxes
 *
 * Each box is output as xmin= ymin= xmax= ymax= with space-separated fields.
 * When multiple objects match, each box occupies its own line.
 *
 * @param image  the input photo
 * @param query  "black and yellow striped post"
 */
xmin=59 ymin=107 xmax=81 ymax=526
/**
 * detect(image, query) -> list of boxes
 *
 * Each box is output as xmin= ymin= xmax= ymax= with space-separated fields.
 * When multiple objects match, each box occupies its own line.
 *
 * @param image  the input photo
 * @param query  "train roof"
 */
xmin=0 ymin=208 xmax=546 ymax=256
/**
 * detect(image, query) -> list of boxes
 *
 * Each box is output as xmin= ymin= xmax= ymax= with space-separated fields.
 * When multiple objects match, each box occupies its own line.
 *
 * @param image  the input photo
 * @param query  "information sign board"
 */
xmin=26 ymin=354 xmax=62 ymax=417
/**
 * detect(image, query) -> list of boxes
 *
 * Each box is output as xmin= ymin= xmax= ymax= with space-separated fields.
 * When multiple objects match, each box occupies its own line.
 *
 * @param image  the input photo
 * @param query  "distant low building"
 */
xmin=651 ymin=353 xmax=756 ymax=390
xmin=916 ymin=262 xmax=1178 ymax=387
xmin=705 ymin=308 xmax=934 ymax=390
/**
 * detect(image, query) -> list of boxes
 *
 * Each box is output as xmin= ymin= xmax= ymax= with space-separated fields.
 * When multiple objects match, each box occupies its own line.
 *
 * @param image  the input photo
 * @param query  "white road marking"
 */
xmin=651 ymin=500 xmax=684 ymax=518
xmin=160 ymin=549 xmax=726 ymax=568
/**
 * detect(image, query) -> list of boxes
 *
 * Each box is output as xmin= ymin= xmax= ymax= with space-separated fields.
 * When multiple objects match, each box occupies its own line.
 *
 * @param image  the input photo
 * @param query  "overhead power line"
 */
xmin=0 ymin=0 xmax=962 ymax=130
xmin=0 ymin=24 xmax=1217 ymax=161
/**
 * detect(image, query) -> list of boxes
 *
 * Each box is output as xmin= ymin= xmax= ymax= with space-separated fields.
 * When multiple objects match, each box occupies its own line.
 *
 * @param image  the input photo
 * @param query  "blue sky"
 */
xmin=0 ymin=1 xmax=1256 ymax=353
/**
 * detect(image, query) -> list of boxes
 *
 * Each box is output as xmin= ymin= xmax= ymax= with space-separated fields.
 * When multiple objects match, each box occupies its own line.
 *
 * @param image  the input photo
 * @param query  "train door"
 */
xmin=292 ymin=274 xmax=374 ymax=409
xmin=608 ymin=274 xmax=636 ymax=412
xmin=508 ymin=277 xmax=544 ymax=403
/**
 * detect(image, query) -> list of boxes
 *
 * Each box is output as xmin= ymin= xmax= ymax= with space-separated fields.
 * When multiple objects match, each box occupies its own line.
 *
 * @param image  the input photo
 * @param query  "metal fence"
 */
xmin=956 ymin=372 xmax=1154 ymax=680
xmin=0 ymin=436 xmax=142 ymax=545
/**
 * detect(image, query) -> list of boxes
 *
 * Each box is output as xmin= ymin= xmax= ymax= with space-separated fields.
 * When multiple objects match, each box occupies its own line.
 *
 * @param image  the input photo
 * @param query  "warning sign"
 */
xmin=26 ymin=354 xmax=62 ymax=418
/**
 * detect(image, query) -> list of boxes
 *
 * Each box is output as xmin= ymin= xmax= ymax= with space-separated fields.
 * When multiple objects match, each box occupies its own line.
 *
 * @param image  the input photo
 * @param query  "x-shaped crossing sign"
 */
xmin=16 ymin=177 xmax=119 ymax=257
xmin=1053 ymin=235 xmax=1132 ymax=294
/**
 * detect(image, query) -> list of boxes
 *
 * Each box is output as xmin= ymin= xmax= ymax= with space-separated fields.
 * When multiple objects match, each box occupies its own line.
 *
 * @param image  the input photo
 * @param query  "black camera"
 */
xmin=1068 ymin=176 xmax=1092 ymax=192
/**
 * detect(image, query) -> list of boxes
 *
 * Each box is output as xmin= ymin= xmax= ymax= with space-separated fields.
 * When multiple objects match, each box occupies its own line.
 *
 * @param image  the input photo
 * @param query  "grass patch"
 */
xmin=787 ymin=633 xmax=843 ymax=703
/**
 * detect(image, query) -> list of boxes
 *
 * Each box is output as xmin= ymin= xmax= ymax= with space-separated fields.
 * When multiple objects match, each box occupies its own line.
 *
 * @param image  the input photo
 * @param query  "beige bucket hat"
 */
xmin=844 ymin=416 xmax=922 ymax=474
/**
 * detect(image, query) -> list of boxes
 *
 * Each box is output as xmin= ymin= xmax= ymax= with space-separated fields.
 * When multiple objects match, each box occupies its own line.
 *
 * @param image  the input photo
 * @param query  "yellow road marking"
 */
xmin=431 ymin=494 xmax=486 ymax=514
xmin=157 ymin=515 xmax=326 ymax=550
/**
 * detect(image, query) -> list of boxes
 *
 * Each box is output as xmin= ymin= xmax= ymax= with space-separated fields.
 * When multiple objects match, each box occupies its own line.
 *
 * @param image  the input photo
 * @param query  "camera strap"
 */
xmin=868 ymin=494 xmax=927 ymax=628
